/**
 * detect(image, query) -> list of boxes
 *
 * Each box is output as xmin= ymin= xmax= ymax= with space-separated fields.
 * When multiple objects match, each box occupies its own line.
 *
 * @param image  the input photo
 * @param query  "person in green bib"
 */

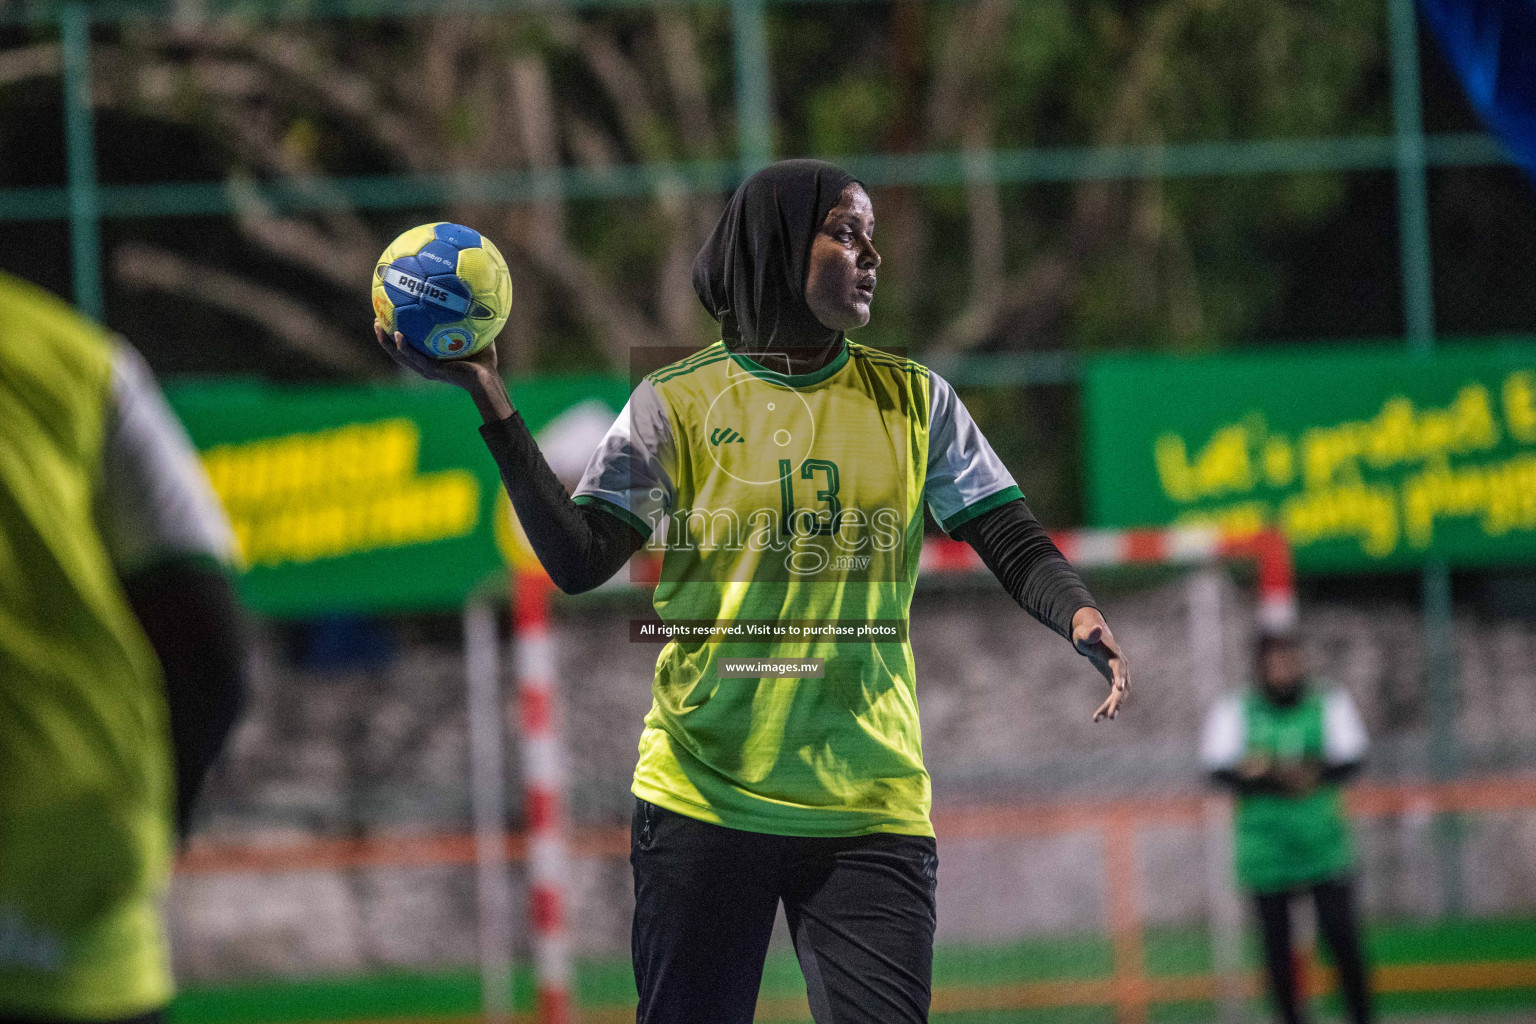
xmin=1200 ymin=631 xmax=1372 ymax=1024
xmin=0 ymin=273 xmax=248 ymax=1024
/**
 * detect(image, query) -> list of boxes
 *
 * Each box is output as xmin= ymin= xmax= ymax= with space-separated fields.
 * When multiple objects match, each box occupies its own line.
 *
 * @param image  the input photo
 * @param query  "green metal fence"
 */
xmin=0 ymin=0 xmax=1512 ymax=340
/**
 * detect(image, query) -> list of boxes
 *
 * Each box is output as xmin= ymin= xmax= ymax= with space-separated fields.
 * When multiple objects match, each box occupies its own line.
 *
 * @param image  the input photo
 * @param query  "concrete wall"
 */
xmin=172 ymin=573 xmax=1536 ymax=981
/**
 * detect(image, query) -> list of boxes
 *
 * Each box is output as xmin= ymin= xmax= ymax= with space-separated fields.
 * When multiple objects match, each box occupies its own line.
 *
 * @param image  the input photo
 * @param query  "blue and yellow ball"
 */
xmin=372 ymin=222 xmax=512 ymax=359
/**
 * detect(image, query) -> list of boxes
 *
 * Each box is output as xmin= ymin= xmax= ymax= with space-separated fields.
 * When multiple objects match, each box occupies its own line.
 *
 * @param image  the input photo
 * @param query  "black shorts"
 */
xmin=630 ymin=797 xmax=938 ymax=1024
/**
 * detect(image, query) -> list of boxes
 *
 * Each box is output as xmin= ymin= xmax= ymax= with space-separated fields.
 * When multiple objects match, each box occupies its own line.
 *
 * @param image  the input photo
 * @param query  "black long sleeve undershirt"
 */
xmin=1210 ymin=760 xmax=1364 ymax=795
xmin=479 ymin=413 xmax=644 ymax=594
xmin=122 ymin=559 xmax=249 ymax=839
xmin=951 ymin=498 xmax=1098 ymax=641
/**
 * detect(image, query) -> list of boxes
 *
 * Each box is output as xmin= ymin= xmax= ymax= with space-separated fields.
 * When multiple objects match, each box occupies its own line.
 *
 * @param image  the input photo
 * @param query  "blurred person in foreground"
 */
xmin=375 ymin=159 xmax=1130 ymax=1024
xmin=1200 ymin=631 xmax=1372 ymax=1024
xmin=0 ymin=273 xmax=247 ymax=1023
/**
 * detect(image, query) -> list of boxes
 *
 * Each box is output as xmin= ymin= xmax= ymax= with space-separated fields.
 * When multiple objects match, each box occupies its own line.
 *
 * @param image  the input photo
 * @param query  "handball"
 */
xmin=372 ymin=222 xmax=511 ymax=359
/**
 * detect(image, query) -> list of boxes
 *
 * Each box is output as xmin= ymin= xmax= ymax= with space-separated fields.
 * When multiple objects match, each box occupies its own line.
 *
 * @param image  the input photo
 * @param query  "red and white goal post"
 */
xmin=921 ymin=524 xmax=1297 ymax=633
xmin=498 ymin=525 xmax=1295 ymax=1022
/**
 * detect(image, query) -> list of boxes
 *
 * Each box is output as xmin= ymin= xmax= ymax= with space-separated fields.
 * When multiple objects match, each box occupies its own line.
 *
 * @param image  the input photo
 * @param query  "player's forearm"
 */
xmin=122 ymin=559 xmax=249 ymax=838
xmin=467 ymin=365 xmax=515 ymax=423
xmin=1209 ymin=768 xmax=1246 ymax=792
xmin=479 ymin=413 xmax=643 ymax=594
xmin=1321 ymin=760 xmax=1363 ymax=785
xmin=1211 ymin=766 xmax=1287 ymax=795
xmin=953 ymin=498 xmax=1097 ymax=640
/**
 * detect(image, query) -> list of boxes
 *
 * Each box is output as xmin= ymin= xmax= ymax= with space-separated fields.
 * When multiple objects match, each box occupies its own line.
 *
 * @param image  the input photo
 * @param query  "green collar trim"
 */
xmin=727 ymin=338 xmax=850 ymax=388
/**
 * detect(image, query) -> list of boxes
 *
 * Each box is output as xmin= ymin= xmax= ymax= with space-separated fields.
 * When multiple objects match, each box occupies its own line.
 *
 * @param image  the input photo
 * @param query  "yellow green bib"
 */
xmin=0 ymin=273 xmax=174 ymax=1018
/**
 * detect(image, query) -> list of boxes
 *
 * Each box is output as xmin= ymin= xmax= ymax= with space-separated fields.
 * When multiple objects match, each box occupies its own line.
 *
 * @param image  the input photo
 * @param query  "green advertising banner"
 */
xmin=165 ymin=376 xmax=628 ymax=616
xmin=1084 ymin=344 xmax=1536 ymax=572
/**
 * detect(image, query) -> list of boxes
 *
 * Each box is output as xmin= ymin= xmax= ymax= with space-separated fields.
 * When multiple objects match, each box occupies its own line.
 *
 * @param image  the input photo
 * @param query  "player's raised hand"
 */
xmin=373 ymin=320 xmax=495 ymax=384
xmin=373 ymin=321 xmax=512 ymax=422
xmin=1071 ymin=607 xmax=1131 ymax=722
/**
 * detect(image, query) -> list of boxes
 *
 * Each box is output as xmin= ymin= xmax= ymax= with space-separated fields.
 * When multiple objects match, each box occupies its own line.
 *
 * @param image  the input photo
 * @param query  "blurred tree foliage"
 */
xmin=0 ymin=0 xmax=1513 ymax=519
xmin=772 ymin=0 xmax=1388 ymax=361
xmin=0 ymin=1 xmax=1391 ymax=371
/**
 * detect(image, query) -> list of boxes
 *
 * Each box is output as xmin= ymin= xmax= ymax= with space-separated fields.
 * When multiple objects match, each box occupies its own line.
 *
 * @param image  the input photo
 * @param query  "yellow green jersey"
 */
xmin=574 ymin=340 xmax=1021 ymax=837
xmin=0 ymin=273 xmax=233 ymax=1018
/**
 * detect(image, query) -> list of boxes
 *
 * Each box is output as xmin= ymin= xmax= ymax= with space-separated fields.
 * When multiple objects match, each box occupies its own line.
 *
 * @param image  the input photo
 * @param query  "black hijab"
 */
xmin=693 ymin=158 xmax=859 ymax=353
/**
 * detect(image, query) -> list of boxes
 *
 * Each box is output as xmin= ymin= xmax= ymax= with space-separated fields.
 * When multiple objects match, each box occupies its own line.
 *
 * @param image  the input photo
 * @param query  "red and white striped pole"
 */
xmin=1225 ymin=527 xmax=1299 ymax=633
xmin=512 ymin=571 xmax=571 ymax=1024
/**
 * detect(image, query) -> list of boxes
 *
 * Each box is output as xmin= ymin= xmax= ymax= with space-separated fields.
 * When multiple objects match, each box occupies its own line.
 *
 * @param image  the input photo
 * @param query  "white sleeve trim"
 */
xmin=1199 ymin=694 xmax=1247 ymax=770
xmin=97 ymin=343 xmax=236 ymax=576
xmin=1322 ymin=689 xmax=1369 ymax=765
xmin=571 ymin=379 xmax=675 ymax=538
xmin=924 ymin=371 xmax=1020 ymax=531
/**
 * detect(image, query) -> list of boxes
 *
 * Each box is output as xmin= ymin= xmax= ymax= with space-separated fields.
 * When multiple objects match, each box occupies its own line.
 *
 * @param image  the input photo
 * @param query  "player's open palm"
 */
xmin=1071 ymin=607 xmax=1131 ymax=722
xmin=373 ymin=321 xmax=497 ymax=391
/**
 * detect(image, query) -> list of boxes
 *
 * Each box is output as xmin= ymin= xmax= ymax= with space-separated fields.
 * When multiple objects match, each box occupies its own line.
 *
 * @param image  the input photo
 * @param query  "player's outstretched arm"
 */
xmin=374 ymin=324 xmax=643 ymax=593
xmin=954 ymin=499 xmax=1131 ymax=722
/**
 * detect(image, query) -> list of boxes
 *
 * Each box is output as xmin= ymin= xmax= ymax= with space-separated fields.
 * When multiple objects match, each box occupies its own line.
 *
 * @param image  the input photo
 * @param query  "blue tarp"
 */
xmin=1421 ymin=0 xmax=1536 ymax=176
